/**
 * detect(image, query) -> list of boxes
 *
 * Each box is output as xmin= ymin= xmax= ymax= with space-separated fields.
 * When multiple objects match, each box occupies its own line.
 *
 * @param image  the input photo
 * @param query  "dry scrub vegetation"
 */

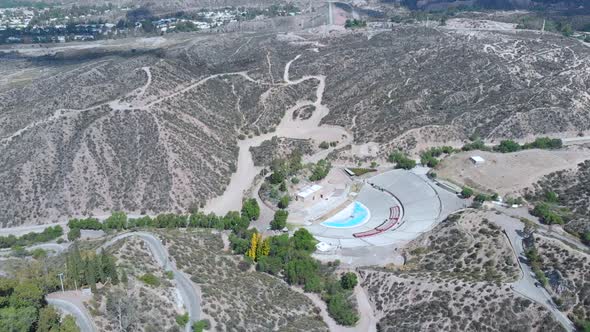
xmin=402 ymin=211 xmax=520 ymax=283
xmin=155 ymin=229 xmax=327 ymax=332
xmin=88 ymin=237 xmax=180 ymax=332
xmin=359 ymin=211 xmax=562 ymax=331
xmin=533 ymin=235 xmax=589 ymax=325
xmin=250 ymin=136 xmax=314 ymax=167
xmin=1 ymin=24 xmax=590 ymax=226
xmin=528 ymin=160 xmax=590 ymax=235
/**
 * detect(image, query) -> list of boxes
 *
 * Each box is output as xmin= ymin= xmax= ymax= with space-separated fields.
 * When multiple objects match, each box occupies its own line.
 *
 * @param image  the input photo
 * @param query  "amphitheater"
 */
xmin=305 ymin=169 xmax=464 ymax=248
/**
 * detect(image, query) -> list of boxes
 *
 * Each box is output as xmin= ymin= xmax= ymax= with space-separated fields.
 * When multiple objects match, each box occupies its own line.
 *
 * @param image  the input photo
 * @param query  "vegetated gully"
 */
xmin=204 ymin=53 xmax=353 ymax=215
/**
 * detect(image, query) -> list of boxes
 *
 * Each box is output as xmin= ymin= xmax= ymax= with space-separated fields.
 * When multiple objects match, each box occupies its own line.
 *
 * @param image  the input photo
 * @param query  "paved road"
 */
xmin=0 ymin=222 xmax=68 ymax=236
xmin=489 ymin=213 xmax=575 ymax=331
xmin=495 ymin=205 xmax=589 ymax=253
xmin=100 ymin=232 xmax=200 ymax=332
xmin=47 ymin=295 xmax=96 ymax=332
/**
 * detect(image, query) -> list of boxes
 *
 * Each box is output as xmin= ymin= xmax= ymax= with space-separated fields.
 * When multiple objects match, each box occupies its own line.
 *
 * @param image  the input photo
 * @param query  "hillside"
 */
xmin=1 ymin=22 xmax=590 ymax=226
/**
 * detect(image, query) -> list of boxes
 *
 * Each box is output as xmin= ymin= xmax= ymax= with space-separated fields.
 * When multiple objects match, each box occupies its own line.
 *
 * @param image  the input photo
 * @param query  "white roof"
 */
xmin=297 ymin=184 xmax=322 ymax=198
xmin=315 ymin=242 xmax=334 ymax=252
xmin=470 ymin=156 xmax=485 ymax=163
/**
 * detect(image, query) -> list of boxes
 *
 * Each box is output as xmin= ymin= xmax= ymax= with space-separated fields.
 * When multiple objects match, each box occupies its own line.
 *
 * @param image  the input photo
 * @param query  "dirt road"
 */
xmin=204 ymin=53 xmax=352 ymax=215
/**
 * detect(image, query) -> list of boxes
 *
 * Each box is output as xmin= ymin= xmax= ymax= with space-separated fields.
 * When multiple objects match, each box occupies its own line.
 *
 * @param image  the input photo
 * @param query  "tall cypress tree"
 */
xmin=85 ymin=258 xmax=97 ymax=293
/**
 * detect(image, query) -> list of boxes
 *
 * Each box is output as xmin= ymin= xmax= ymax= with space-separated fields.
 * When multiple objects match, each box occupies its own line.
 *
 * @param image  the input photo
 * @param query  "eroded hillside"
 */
xmin=1 ymin=24 xmax=589 ymax=226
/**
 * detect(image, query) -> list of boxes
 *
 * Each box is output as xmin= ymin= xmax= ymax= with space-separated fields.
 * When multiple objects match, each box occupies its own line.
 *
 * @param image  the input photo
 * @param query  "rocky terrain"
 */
xmin=1 ymin=20 xmax=590 ymax=226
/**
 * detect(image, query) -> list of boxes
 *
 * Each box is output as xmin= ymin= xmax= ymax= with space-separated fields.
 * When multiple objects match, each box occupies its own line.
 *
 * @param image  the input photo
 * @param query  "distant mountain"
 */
xmin=397 ymin=0 xmax=589 ymax=12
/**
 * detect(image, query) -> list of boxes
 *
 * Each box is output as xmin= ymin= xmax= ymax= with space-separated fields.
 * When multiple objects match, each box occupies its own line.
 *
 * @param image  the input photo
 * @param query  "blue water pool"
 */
xmin=321 ymin=202 xmax=371 ymax=228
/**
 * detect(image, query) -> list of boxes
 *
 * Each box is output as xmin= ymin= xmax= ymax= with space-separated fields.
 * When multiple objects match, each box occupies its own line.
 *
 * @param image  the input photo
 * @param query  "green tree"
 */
xmin=84 ymin=259 xmax=97 ymax=293
xmin=340 ymin=272 xmax=358 ymax=290
xmin=58 ymin=315 xmax=80 ymax=332
xmin=9 ymin=281 xmax=44 ymax=309
xmin=474 ymin=193 xmax=488 ymax=202
xmin=67 ymin=227 xmax=81 ymax=242
xmin=461 ymin=187 xmax=474 ymax=198
xmin=37 ymin=306 xmax=61 ymax=332
xmin=495 ymin=140 xmax=521 ymax=153
xmin=292 ymin=228 xmax=316 ymax=252
xmin=104 ymin=211 xmax=127 ymax=230
xmin=278 ymin=195 xmax=290 ymax=209
xmin=309 ymin=159 xmax=332 ymax=181
xmin=270 ymin=210 xmax=288 ymax=230
xmin=326 ymin=292 xmax=359 ymax=326
xmin=279 ymin=181 xmax=287 ymax=192
xmin=192 ymin=319 xmax=210 ymax=332
xmin=176 ymin=313 xmax=189 ymax=326
xmin=388 ymin=152 xmax=416 ymax=170
xmin=241 ymin=198 xmax=260 ymax=221
xmin=561 ymin=23 xmax=573 ymax=37
xmin=0 ymin=306 xmax=38 ymax=332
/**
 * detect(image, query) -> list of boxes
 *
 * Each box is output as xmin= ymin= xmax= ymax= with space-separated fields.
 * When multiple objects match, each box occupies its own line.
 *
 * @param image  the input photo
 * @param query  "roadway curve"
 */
xmin=490 ymin=213 xmax=575 ymax=331
xmin=100 ymin=232 xmax=200 ymax=332
xmin=46 ymin=293 xmax=96 ymax=332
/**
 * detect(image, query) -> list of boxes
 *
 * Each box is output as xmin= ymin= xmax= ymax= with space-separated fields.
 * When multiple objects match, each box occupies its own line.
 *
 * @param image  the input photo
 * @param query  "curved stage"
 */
xmin=306 ymin=169 xmax=443 ymax=248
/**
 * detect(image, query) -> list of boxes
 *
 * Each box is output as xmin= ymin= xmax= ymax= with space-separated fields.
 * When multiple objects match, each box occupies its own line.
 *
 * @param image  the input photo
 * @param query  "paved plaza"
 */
xmin=305 ymin=169 xmax=465 ymax=248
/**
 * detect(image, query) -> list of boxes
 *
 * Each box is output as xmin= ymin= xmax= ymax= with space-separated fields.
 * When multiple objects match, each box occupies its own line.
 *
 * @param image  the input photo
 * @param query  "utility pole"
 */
xmin=58 ymin=273 xmax=65 ymax=293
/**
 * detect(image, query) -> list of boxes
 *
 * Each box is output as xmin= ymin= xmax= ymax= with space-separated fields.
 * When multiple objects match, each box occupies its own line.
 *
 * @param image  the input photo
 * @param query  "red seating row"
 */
xmin=353 ymin=206 xmax=401 ymax=238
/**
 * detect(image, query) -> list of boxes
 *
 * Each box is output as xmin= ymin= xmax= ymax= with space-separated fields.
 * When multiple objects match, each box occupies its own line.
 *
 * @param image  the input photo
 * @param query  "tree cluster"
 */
xmin=309 ymin=159 xmax=332 ymax=181
xmin=0 ymin=226 xmax=63 ymax=249
xmin=65 ymin=244 xmax=119 ymax=293
xmin=388 ymin=152 xmax=416 ymax=170
xmin=0 ymin=264 xmax=79 ymax=332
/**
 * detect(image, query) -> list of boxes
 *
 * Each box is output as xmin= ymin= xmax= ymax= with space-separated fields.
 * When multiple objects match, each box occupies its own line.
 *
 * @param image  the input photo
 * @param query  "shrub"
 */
xmin=495 ymin=140 xmax=521 ymax=153
xmin=461 ymin=187 xmax=474 ymax=198
xmin=326 ymin=292 xmax=359 ymax=326
xmin=462 ymin=139 xmax=488 ymax=151
xmin=192 ymin=320 xmax=210 ymax=332
xmin=270 ymin=210 xmax=288 ymax=230
xmin=67 ymin=227 xmax=81 ymax=241
xmin=241 ymin=198 xmax=260 ymax=221
xmin=388 ymin=152 xmax=416 ymax=170
xmin=319 ymin=141 xmax=330 ymax=149
xmin=474 ymin=194 xmax=488 ymax=202
xmin=278 ymin=195 xmax=290 ymax=209
xmin=340 ymin=272 xmax=358 ymax=290
xmin=175 ymin=313 xmax=189 ymax=326
xmin=138 ymin=273 xmax=160 ymax=287
xmin=309 ymin=159 xmax=331 ymax=181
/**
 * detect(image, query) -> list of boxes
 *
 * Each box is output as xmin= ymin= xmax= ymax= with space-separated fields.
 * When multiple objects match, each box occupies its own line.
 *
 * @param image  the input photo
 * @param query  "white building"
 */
xmin=470 ymin=155 xmax=485 ymax=165
xmin=296 ymin=184 xmax=323 ymax=202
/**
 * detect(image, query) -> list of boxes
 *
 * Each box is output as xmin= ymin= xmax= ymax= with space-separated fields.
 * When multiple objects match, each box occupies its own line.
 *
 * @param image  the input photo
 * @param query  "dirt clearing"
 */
xmin=436 ymin=148 xmax=590 ymax=195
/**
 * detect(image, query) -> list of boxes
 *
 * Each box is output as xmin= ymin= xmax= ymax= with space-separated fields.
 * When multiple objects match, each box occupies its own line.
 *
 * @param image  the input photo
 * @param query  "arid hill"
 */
xmin=1 ymin=23 xmax=589 ymax=226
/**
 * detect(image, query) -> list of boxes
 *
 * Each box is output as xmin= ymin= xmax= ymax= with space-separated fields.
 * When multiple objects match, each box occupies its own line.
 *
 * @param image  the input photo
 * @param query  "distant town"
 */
xmin=0 ymin=3 xmax=302 ymax=44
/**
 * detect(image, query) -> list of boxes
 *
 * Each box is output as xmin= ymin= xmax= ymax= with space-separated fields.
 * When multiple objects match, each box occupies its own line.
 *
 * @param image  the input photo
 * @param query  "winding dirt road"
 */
xmin=204 ymin=54 xmax=352 ymax=215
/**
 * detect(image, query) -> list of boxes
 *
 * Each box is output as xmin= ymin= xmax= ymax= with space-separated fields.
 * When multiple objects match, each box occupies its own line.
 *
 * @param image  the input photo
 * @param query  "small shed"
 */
xmin=470 ymin=156 xmax=485 ymax=165
xmin=296 ymin=184 xmax=323 ymax=202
